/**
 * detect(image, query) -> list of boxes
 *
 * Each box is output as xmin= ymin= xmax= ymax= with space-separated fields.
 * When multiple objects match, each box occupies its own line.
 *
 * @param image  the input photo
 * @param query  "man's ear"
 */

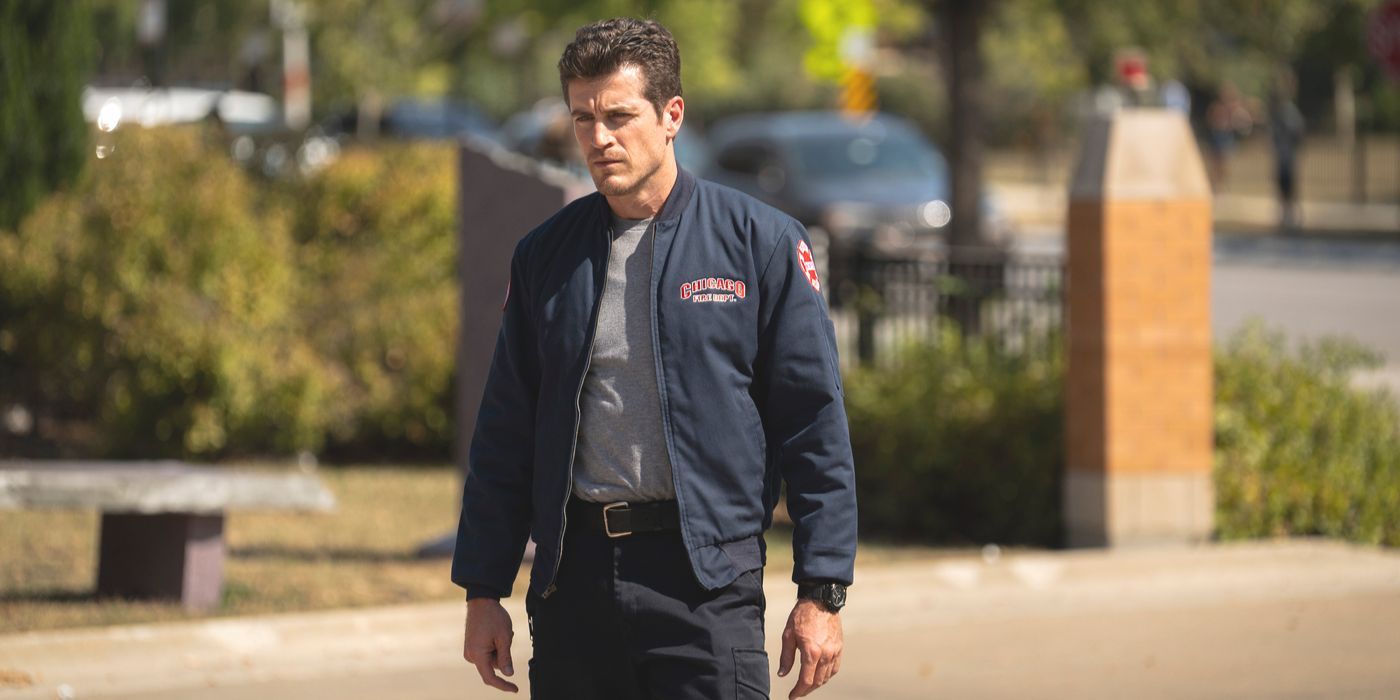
xmin=664 ymin=95 xmax=685 ymax=138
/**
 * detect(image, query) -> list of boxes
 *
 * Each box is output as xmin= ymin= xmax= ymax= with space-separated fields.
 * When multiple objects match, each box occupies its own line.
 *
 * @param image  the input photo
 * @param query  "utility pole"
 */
xmin=271 ymin=0 xmax=311 ymax=131
xmin=137 ymin=0 xmax=166 ymax=87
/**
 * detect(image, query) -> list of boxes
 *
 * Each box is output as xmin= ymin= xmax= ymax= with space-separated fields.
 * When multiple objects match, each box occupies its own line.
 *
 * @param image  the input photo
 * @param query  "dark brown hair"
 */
xmin=558 ymin=18 xmax=682 ymax=116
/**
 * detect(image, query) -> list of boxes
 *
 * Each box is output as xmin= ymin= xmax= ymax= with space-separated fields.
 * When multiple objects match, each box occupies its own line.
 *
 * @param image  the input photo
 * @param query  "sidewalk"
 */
xmin=3 ymin=539 xmax=1399 ymax=699
xmin=992 ymin=181 xmax=1400 ymax=238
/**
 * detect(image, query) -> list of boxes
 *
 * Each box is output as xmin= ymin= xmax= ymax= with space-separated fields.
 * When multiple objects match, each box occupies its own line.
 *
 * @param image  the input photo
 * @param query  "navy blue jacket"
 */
xmin=451 ymin=168 xmax=857 ymax=599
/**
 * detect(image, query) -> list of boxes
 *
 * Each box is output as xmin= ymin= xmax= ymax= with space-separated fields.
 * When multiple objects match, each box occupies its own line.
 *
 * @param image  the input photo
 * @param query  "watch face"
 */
xmin=799 ymin=583 xmax=847 ymax=611
xmin=827 ymin=584 xmax=846 ymax=608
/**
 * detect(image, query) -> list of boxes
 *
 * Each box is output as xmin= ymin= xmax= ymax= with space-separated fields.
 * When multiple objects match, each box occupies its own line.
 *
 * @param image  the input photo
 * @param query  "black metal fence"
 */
xmin=825 ymin=246 xmax=1065 ymax=367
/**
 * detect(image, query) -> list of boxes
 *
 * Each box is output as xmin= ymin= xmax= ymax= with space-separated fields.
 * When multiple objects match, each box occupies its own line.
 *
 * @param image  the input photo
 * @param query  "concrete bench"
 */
xmin=0 ymin=460 xmax=336 ymax=611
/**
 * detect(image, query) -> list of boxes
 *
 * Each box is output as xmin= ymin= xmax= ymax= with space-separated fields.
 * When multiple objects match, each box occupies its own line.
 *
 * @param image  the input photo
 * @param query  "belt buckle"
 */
xmin=602 ymin=501 xmax=632 ymax=538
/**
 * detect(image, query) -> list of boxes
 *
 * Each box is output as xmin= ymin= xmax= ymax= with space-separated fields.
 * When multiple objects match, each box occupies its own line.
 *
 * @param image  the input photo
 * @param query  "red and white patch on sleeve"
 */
xmin=796 ymin=239 xmax=821 ymax=292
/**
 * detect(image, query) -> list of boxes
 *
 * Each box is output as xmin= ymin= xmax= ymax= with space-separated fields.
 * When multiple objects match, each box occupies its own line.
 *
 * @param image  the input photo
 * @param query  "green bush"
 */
xmin=846 ymin=320 xmax=1400 ymax=549
xmin=0 ymin=127 xmax=332 ymax=457
xmin=285 ymin=144 xmax=458 ymax=457
xmin=1214 ymin=322 xmax=1400 ymax=547
xmin=844 ymin=326 xmax=1065 ymax=546
xmin=0 ymin=130 xmax=460 ymax=460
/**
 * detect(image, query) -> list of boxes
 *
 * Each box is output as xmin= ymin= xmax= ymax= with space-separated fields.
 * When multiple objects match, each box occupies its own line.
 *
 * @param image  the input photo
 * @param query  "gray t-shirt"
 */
xmin=571 ymin=214 xmax=676 ymax=503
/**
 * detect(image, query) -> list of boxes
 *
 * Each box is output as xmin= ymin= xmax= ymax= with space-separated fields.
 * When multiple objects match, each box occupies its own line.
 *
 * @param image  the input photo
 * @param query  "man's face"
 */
xmin=567 ymin=64 xmax=682 ymax=198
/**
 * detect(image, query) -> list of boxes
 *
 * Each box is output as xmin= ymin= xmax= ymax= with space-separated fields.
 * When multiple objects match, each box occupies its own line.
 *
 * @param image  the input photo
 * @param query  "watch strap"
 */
xmin=796 ymin=581 xmax=847 ymax=612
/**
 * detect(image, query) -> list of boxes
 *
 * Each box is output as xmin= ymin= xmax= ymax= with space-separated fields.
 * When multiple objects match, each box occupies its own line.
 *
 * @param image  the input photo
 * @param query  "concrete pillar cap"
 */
xmin=1070 ymin=108 xmax=1210 ymax=202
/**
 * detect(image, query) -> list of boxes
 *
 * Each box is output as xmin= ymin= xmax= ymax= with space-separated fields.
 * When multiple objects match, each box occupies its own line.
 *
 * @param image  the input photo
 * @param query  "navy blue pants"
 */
xmin=525 ymin=527 xmax=770 ymax=699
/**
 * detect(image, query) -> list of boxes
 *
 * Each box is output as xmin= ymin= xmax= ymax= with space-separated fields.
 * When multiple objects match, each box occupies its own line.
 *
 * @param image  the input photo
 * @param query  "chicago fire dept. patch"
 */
xmin=680 ymin=277 xmax=747 ymax=303
xmin=796 ymin=240 xmax=821 ymax=292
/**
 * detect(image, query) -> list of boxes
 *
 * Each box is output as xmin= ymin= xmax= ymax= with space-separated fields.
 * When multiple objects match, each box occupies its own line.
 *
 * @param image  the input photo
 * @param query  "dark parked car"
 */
xmin=703 ymin=111 xmax=1009 ymax=252
xmin=320 ymin=97 xmax=502 ymax=145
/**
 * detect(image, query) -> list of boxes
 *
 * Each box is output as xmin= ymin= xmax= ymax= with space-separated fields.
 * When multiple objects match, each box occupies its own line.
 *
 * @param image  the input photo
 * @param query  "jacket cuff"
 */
xmin=465 ymin=584 xmax=508 ymax=601
xmin=791 ymin=547 xmax=856 ymax=586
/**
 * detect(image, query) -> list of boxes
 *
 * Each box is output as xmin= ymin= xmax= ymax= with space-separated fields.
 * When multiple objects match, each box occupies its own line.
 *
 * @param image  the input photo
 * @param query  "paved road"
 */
xmin=112 ymin=594 xmax=1400 ymax=700
xmin=1212 ymin=235 xmax=1400 ymax=392
xmin=7 ymin=541 xmax=1400 ymax=699
xmin=1017 ymin=232 xmax=1400 ymax=392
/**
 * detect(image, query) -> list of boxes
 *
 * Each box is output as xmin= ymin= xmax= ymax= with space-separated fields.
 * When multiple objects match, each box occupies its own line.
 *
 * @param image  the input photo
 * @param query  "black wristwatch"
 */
xmin=797 ymin=581 xmax=847 ymax=613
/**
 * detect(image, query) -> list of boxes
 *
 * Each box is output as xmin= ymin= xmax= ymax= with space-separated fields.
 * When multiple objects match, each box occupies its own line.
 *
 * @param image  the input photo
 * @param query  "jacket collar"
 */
xmin=655 ymin=167 xmax=695 ymax=223
xmin=592 ymin=166 xmax=695 ymax=227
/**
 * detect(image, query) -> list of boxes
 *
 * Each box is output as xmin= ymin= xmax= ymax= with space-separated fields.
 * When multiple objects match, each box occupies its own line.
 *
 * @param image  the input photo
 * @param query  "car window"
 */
xmin=715 ymin=143 xmax=775 ymax=176
xmin=789 ymin=133 xmax=942 ymax=182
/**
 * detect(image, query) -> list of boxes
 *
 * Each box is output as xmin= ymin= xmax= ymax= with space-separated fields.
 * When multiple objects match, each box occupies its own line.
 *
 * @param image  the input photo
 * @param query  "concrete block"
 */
xmin=1066 ymin=469 xmax=1215 ymax=547
xmin=97 ymin=512 xmax=226 ymax=610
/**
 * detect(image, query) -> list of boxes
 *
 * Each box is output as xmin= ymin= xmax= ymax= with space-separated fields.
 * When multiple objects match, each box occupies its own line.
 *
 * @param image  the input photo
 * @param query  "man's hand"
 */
xmin=464 ymin=598 xmax=518 ymax=693
xmin=778 ymin=599 xmax=844 ymax=698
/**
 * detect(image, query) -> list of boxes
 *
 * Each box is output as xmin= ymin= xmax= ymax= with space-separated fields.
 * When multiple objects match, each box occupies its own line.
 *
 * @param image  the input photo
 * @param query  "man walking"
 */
xmin=452 ymin=18 xmax=857 ymax=699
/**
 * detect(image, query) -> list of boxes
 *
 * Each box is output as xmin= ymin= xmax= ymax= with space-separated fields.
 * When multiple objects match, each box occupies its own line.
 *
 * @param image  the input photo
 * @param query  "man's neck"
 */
xmin=605 ymin=159 xmax=678 ymax=220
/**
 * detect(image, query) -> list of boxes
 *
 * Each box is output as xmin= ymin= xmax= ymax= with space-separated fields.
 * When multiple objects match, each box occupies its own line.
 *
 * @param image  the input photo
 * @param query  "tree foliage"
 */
xmin=0 ymin=127 xmax=329 ymax=458
xmin=285 ymin=143 xmax=459 ymax=457
xmin=0 ymin=0 xmax=95 ymax=230
xmin=306 ymin=0 xmax=463 ymax=110
xmin=89 ymin=0 xmax=269 ymax=86
xmin=971 ymin=0 xmax=1399 ymax=145
xmin=799 ymin=0 xmax=876 ymax=82
xmin=64 ymin=0 xmax=1397 ymax=138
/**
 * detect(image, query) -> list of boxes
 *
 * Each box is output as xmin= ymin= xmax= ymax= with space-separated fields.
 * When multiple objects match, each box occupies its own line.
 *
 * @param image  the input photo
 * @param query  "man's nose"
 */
xmin=590 ymin=121 xmax=615 ymax=150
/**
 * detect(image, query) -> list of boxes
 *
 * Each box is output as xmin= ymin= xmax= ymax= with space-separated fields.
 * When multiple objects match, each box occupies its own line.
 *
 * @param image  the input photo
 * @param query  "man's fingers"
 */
xmin=778 ymin=631 xmax=797 ymax=677
xmin=464 ymin=600 xmax=516 ymax=691
xmin=815 ymin=652 xmax=835 ymax=688
xmin=787 ymin=643 xmax=819 ymax=698
xmin=817 ymin=644 xmax=843 ymax=687
xmin=494 ymin=634 xmax=515 ymax=676
xmin=789 ymin=675 xmax=814 ymax=700
xmin=791 ymin=642 xmax=847 ymax=698
xmin=473 ymin=656 xmax=519 ymax=693
xmin=799 ymin=644 xmax=819 ymax=686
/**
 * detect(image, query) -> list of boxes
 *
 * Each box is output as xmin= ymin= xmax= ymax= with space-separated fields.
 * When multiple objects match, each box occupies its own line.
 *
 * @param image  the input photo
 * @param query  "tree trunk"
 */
xmin=933 ymin=0 xmax=1005 ymax=337
xmin=940 ymin=0 xmax=988 ymax=248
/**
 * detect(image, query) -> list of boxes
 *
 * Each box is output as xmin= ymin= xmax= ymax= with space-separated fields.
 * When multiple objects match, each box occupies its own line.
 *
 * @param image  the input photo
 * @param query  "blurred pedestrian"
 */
xmin=452 ymin=17 xmax=857 ymax=700
xmin=1268 ymin=83 xmax=1305 ymax=233
xmin=1205 ymin=81 xmax=1253 ymax=187
xmin=1161 ymin=79 xmax=1191 ymax=117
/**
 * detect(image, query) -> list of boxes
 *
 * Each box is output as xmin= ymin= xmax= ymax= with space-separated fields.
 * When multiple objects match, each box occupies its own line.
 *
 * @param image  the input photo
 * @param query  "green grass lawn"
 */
xmin=0 ymin=465 xmax=968 ymax=635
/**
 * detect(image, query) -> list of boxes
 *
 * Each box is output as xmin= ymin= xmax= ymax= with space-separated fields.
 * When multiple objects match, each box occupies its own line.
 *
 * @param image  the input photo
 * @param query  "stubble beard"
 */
xmin=593 ymin=151 xmax=664 ymax=198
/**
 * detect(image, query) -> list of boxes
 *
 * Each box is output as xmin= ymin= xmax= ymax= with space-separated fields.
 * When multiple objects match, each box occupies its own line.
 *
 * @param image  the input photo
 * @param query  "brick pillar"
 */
xmin=1064 ymin=109 xmax=1214 ymax=547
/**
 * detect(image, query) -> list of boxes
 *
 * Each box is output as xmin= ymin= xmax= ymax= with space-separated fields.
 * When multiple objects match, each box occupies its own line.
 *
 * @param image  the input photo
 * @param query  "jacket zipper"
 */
xmin=649 ymin=220 xmax=690 ymax=553
xmin=541 ymin=222 xmax=612 ymax=599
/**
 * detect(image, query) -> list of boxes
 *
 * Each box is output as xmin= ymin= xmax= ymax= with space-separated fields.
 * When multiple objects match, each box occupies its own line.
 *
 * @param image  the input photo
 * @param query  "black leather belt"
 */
xmin=568 ymin=498 xmax=681 ymax=538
